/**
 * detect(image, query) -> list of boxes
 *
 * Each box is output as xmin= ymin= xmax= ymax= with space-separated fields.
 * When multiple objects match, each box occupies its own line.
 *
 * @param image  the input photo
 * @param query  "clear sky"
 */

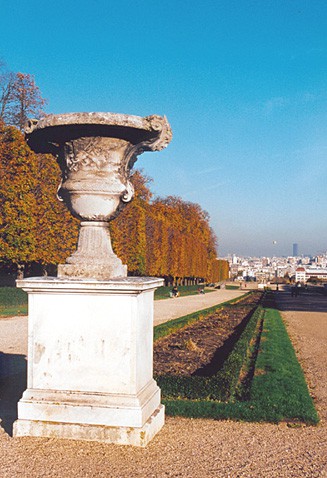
xmin=1 ymin=0 xmax=326 ymax=257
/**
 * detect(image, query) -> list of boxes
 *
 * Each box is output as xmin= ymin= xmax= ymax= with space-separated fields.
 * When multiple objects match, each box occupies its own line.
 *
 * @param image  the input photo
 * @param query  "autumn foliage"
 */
xmin=0 ymin=122 xmax=79 ymax=274
xmin=111 ymin=170 xmax=229 ymax=284
xmin=0 ymin=122 xmax=228 ymax=282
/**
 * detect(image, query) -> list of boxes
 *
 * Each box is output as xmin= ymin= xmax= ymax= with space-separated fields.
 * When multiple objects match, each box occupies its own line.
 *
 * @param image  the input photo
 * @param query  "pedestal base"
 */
xmin=14 ymin=404 xmax=164 ymax=447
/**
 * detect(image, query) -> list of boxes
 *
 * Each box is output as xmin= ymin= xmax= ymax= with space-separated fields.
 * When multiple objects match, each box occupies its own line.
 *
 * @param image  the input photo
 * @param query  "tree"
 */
xmin=0 ymin=68 xmax=47 ymax=130
xmin=0 ymin=122 xmax=78 ymax=276
xmin=0 ymin=121 xmax=39 ymax=272
xmin=110 ymin=184 xmax=222 ymax=283
xmin=0 ymin=66 xmax=15 ymax=124
xmin=110 ymin=171 xmax=151 ymax=275
xmin=145 ymin=201 xmax=170 ymax=277
xmin=211 ymin=259 xmax=230 ymax=283
xmin=148 ymin=196 xmax=218 ymax=282
xmin=7 ymin=73 xmax=47 ymax=130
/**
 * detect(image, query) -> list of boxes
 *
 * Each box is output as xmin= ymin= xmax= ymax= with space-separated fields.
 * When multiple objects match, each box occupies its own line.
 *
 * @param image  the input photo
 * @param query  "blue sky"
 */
xmin=1 ymin=0 xmax=326 ymax=257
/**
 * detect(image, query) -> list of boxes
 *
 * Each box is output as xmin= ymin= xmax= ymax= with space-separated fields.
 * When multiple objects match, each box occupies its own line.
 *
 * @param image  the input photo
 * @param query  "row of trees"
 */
xmin=111 ymin=172 xmax=229 ymax=283
xmin=0 ymin=122 xmax=79 ymax=277
xmin=0 ymin=122 xmax=228 ymax=283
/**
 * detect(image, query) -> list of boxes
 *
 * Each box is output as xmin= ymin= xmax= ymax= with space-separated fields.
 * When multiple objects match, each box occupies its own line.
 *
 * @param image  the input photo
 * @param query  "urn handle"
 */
xmin=121 ymin=180 xmax=135 ymax=203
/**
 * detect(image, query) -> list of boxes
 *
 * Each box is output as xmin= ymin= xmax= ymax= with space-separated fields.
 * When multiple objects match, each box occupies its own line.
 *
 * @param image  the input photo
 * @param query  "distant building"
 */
xmin=295 ymin=267 xmax=306 ymax=282
xmin=295 ymin=266 xmax=327 ymax=283
xmin=293 ymin=243 xmax=298 ymax=257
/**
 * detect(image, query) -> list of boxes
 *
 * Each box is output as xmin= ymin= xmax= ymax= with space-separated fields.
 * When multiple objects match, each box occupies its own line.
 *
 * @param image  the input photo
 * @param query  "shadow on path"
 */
xmin=0 ymin=352 xmax=27 ymax=435
xmin=268 ymin=286 xmax=327 ymax=313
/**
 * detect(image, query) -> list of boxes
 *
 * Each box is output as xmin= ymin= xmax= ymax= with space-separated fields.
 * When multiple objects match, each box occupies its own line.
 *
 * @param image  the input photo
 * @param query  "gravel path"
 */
xmin=0 ymin=290 xmax=327 ymax=477
xmin=154 ymin=289 xmax=245 ymax=325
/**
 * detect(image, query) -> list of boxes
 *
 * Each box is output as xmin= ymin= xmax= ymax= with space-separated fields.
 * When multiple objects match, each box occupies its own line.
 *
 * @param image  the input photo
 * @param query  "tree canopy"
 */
xmin=111 ymin=170 xmax=228 ymax=283
xmin=0 ymin=121 xmax=79 ymax=274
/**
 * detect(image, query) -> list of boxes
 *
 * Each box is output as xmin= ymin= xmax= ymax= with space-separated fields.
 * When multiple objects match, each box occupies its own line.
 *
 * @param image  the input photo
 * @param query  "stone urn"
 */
xmin=25 ymin=112 xmax=172 ymax=280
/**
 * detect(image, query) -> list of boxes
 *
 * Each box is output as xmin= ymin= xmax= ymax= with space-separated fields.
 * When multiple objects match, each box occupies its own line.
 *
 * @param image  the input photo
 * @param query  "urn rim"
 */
xmin=25 ymin=112 xmax=172 ymax=155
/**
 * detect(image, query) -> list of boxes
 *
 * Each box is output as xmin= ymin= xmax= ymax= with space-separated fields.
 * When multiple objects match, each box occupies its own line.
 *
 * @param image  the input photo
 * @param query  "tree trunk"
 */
xmin=17 ymin=263 xmax=25 ymax=279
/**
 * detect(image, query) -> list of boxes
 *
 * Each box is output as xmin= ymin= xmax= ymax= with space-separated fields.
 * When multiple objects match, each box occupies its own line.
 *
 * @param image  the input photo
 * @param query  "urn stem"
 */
xmin=58 ymin=221 xmax=127 ymax=279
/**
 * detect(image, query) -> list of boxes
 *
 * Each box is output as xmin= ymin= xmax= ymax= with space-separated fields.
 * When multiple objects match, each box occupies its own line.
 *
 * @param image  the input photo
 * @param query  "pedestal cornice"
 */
xmin=16 ymin=276 xmax=164 ymax=294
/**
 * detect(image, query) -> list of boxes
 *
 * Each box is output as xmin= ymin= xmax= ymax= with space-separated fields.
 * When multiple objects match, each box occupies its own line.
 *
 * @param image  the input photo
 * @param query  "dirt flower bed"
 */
xmin=153 ymin=292 xmax=263 ymax=377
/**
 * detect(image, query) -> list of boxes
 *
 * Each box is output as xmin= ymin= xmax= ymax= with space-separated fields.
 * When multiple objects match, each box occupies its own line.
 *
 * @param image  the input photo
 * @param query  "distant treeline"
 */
xmin=111 ymin=172 xmax=229 ymax=284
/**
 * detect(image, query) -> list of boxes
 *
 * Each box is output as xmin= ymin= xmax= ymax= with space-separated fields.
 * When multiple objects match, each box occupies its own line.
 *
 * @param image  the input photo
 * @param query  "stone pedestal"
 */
xmin=14 ymin=276 xmax=164 ymax=446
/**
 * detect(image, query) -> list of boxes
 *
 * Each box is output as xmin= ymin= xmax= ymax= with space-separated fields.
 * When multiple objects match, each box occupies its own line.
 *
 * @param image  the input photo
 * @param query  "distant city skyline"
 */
xmin=227 ymin=251 xmax=327 ymax=283
xmin=219 ymin=236 xmax=326 ymax=259
xmin=223 ymin=247 xmax=327 ymax=259
xmin=1 ymin=1 xmax=326 ymax=257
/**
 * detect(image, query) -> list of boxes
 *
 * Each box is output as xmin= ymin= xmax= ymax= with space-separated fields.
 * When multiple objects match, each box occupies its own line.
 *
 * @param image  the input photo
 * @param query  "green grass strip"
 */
xmin=161 ymin=307 xmax=319 ymax=424
xmin=248 ymin=307 xmax=319 ymax=424
xmin=154 ymin=292 xmax=249 ymax=341
xmin=0 ymin=287 xmax=28 ymax=317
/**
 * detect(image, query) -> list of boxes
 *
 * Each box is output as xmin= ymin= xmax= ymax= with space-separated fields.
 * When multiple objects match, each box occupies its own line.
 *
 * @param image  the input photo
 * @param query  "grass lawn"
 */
xmin=0 ymin=287 xmax=27 ymax=317
xmin=0 ymin=284 xmax=217 ymax=317
xmin=247 ymin=307 xmax=319 ymax=423
xmin=156 ymin=306 xmax=319 ymax=425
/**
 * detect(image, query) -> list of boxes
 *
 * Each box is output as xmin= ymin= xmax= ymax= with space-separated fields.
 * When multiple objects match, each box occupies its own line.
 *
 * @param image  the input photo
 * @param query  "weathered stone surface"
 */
xmin=58 ymin=222 xmax=127 ymax=279
xmin=14 ymin=405 xmax=165 ymax=447
xmin=14 ymin=276 xmax=165 ymax=446
xmin=18 ymin=112 xmax=170 ymax=447
xmin=25 ymin=112 xmax=172 ymax=280
xmin=25 ymin=112 xmax=172 ymax=154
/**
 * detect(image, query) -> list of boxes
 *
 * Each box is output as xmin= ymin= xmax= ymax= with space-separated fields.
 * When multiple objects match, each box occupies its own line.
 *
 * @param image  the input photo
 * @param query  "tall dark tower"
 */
xmin=293 ymin=243 xmax=298 ymax=257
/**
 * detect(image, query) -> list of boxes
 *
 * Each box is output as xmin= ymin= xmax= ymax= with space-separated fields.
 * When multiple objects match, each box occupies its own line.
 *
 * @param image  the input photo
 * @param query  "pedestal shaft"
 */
xmin=14 ymin=277 xmax=164 ymax=446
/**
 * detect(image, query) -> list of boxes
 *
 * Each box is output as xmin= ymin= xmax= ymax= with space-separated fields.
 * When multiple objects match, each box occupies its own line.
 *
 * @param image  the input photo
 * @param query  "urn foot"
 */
xmin=58 ymin=221 xmax=127 ymax=280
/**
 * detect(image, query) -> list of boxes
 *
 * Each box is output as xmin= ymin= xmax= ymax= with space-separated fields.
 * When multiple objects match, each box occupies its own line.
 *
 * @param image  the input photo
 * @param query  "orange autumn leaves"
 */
xmin=111 ymin=171 xmax=229 ymax=282
xmin=0 ymin=122 xmax=79 ymax=267
xmin=0 ymin=123 xmax=228 ymax=281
